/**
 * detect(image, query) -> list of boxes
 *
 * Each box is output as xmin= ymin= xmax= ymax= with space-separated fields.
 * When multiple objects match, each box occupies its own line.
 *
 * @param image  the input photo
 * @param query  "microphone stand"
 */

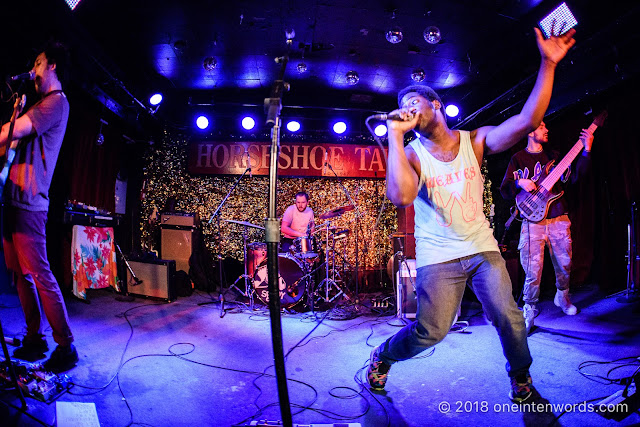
xmin=202 ymin=165 xmax=251 ymax=305
xmin=325 ymin=161 xmax=362 ymax=300
xmin=263 ymin=56 xmax=292 ymax=427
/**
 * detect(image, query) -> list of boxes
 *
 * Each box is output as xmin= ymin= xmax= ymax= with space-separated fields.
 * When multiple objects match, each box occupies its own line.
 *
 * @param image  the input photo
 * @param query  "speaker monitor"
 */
xmin=161 ymin=227 xmax=194 ymax=273
xmin=126 ymin=259 xmax=176 ymax=302
xmin=396 ymin=259 xmax=417 ymax=319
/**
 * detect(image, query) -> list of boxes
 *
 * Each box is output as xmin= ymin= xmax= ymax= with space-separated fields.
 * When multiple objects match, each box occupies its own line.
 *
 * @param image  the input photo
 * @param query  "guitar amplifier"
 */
xmin=126 ymin=259 xmax=176 ymax=302
xmin=396 ymin=259 xmax=417 ymax=319
xmin=160 ymin=212 xmax=198 ymax=228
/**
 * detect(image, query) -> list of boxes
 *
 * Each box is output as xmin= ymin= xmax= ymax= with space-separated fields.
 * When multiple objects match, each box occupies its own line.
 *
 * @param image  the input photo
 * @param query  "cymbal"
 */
xmin=223 ymin=219 xmax=265 ymax=230
xmin=318 ymin=204 xmax=355 ymax=220
xmin=313 ymin=226 xmax=338 ymax=234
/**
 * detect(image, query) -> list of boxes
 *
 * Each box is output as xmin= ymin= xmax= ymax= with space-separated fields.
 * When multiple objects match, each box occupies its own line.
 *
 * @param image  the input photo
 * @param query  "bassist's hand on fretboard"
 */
xmin=517 ymin=178 xmax=537 ymax=193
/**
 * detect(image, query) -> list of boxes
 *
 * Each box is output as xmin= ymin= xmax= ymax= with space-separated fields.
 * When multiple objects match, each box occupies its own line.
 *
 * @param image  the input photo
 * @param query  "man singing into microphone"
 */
xmin=280 ymin=191 xmax=315 ymax=253
xmin=0 ymin=42 xmax=78 ymax=372
xmin=366 ymin=28 xmax=576 ymax=403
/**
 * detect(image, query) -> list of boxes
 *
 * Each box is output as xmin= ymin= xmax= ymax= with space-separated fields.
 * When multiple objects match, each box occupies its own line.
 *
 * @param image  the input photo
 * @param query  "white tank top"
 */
xmin=409 ymin=130 xmax=498 ymax=267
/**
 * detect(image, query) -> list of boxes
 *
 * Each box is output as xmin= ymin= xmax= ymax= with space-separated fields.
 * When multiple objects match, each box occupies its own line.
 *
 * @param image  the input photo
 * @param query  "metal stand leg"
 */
xmin=228 ymin=224 xmax=254 ymax=308
xmin=0 ymin=320 xmax=27 ymax=410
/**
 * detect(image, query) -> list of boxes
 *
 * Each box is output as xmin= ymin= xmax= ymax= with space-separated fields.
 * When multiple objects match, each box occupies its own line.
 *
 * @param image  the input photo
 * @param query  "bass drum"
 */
xmin=252 ymin=253 xmax=308 ymax=308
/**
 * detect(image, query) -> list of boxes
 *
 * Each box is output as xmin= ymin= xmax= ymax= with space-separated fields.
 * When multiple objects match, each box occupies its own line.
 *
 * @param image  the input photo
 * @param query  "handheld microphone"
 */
xmin=245 ymin=147 xmax=252 ymax=178
xmin=371 ymin=112 xmax=415 ymax=121
xmin=322 ymin=151 xmax=328 ymax=175
xmin=9 ymin=70 xmax=35 ymax=82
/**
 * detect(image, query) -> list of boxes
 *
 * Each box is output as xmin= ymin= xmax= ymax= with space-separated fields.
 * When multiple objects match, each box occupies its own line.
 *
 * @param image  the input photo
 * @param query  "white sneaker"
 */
xmin=554 ymin=289 xmax=577 ymax=315
xmin=523 ymin=303 xmax=536 ymax=332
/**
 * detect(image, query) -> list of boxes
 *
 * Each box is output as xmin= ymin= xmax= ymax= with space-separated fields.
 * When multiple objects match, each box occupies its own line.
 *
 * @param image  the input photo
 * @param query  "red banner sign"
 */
xmin=187 ymin=141 xmax=388 ymax=178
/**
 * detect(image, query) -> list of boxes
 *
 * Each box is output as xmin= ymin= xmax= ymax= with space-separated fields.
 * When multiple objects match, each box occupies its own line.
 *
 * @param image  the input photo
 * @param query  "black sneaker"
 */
xmin=13 ymin=336 xmax=49 ymax=361
xmin=509 ymin=372 xmax=533 ymax=403
xmin=43 ymin=344 xmax=78 ymax=373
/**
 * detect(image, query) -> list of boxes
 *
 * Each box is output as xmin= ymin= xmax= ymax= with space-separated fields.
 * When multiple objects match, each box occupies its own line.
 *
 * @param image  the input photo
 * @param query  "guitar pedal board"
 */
xmin=0 ymin=358 xmax=72 ymax=403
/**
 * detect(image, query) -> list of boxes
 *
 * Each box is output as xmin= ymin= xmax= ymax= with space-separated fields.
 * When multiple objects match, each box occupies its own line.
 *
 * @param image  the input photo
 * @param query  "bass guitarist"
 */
xmin=500 ymin=119 xmax=594 ymax=332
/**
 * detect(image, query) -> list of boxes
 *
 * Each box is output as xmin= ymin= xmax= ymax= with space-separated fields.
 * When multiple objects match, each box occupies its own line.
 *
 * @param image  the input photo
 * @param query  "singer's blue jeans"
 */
xmin=378 ymin=251 xmax=532 ymax=378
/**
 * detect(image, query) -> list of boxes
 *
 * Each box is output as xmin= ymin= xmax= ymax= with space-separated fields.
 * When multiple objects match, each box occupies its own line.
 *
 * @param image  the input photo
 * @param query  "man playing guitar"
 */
xmin=500 ymin=119 xmax=595 ymax=332
xmin=0 ymin=42 xmax=78 ymax=372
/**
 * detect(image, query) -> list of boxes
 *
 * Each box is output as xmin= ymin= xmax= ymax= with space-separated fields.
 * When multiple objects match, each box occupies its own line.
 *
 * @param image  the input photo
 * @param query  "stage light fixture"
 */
xmin=411 ymin=68 xmax=426 ymax=82
xmin=149 ymin=93 xmax=163 ymax=106
xmin=374 ymin=124 xmax=387 ymax=137
xmin=333 ymin=121 xmax=347 ymax=134
xmin=196 ymin=115 xmax=209 ymax=130
xmin=241 ymin=117 xmax=256 ymax=130
xmin=423 ymin=26 xmax=441 ymax=44
xmin=65 ymin=0 xmax=81 ymax=10
xmin=203 ymin=57 xmax=217 ymax=71
xmin=445 ymin=104 xmax=459 ymax=118
xmin=287 ymin=121 xmax=301 ymax=132
xmin=385 ymin=27 xmax=403 ymax=44
xmin=345 ymin=71 xmax=359 ymax=85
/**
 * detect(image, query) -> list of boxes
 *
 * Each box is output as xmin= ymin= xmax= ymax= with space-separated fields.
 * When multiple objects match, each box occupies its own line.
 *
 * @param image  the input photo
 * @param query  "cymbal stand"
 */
xmin=325 ymin=161 xmax=361 ymax=299
xmin=205 ymin=161 xmax=251 ymax=298
xmin=228 ymin=223 xmax=254 ymax=308
xmin=315 ymin=221 xmax=347 ymax=303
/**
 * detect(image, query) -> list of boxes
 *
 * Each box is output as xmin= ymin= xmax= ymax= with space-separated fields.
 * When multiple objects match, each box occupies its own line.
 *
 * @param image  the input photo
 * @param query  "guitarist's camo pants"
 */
xmin=518 ymin=214 xmax=572 ymax=305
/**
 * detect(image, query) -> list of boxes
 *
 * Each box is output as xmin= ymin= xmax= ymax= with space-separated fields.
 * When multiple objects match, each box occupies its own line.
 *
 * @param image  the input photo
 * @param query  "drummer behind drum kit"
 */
xmin=225 ymin=204 xmax=354 ymax=310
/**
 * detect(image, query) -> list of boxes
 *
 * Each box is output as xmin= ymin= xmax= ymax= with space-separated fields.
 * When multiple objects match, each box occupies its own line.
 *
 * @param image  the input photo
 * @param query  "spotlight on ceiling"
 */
xmin=196 ymin=115 xmax=210 ymax=130
xmin=445 ymin=104 xmax=460 ymax=118
xmin=285 ymin=28 xmax=296 ymax=45
xmin=411 ymin=68 xmax=426 ymax=82
xmin=385 ymin=27 xmax=403 ymax=44
xmin=286 ymin=121 xmax=301 ymax=132
xmin=333 ymin=121 xmax=347 ymax=135
xmin=423 ymin=26 xmax=442 ymax=44
xmin=241 ymin=116 xmax=256 ymax=130
xmin=203 ymin=57 xmax=217 ymax=71
xmin=345 ymin=71 xmax=359 ymax=85
xmin=149 ymin=93 xmax=163 ymax=106
xmin=65 ymin=0 xmax=82 ymax=10
xmin=297 ymin=62 xmax=308 ymax=73
xmin=374 ymin=124 xmax=387 ymax=137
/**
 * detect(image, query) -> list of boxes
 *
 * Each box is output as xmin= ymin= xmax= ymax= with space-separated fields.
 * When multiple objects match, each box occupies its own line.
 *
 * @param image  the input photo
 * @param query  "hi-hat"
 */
xmin=224 ymin=219 xmax=265 ymax=230
xmin=318 ymin=204 xmax=354 ymax=219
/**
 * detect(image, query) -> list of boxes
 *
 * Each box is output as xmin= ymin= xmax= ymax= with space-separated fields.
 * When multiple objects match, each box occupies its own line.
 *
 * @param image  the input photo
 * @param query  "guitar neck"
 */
xmin=539 ymin=121 xmax=598 ymax=191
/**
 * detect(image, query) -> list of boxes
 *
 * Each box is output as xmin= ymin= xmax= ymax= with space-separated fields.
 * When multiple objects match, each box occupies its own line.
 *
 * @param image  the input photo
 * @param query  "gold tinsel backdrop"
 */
xmin=139 ymin=132 xmax=493 ymax=286
xmin=139 ymin=133 xmax=399 ymax=281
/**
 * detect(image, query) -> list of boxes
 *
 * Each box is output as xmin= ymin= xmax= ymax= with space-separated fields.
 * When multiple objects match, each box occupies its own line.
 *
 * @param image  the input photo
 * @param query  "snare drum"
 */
xmin=252 ymin=253 xmax=308 ymax=308
xmin=291 ymin=236 xmax=319 ymax=259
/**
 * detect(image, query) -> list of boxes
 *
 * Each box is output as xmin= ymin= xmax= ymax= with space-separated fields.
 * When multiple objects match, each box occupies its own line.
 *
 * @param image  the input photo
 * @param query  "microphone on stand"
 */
xmin=322 ymin=151 xmax=328 ymax=175
xmin=8 ymin=70 xmax=35 ymax=82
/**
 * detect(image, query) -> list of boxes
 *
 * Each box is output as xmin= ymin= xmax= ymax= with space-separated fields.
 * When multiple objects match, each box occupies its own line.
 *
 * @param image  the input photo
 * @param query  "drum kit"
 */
xmin=224 ymin=204 xmax=354 ymax=310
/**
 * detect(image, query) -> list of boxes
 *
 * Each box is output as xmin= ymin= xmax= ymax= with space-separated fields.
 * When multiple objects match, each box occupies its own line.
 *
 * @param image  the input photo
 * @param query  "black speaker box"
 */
xmin=126 ymin=259 xmax=177 ymax=302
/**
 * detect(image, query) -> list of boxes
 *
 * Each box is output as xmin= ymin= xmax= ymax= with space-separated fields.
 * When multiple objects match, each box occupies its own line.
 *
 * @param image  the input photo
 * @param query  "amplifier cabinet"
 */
xmin=126 ymin=259 xmax=176 ymax=302
xmin=396 ymin=259 xmax=417 ymax=319
xmin=160 ymin=212 xmax=197 ymax=227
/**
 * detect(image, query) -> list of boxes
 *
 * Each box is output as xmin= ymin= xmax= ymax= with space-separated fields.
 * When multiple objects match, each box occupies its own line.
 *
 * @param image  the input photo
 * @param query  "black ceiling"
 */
xmin=4 ymin=0 xmax=639 ymax=135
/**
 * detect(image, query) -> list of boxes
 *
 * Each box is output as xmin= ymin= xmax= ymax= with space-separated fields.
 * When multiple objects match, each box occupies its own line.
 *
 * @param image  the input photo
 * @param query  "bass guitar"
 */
xmin=516 ymin=110 xmax=607 ymax=222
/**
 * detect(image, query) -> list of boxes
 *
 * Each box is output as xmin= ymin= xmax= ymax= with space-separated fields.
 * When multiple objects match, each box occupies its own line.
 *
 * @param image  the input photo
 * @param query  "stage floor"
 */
xmin=1 ymin=283 xmax=639 ymax=426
